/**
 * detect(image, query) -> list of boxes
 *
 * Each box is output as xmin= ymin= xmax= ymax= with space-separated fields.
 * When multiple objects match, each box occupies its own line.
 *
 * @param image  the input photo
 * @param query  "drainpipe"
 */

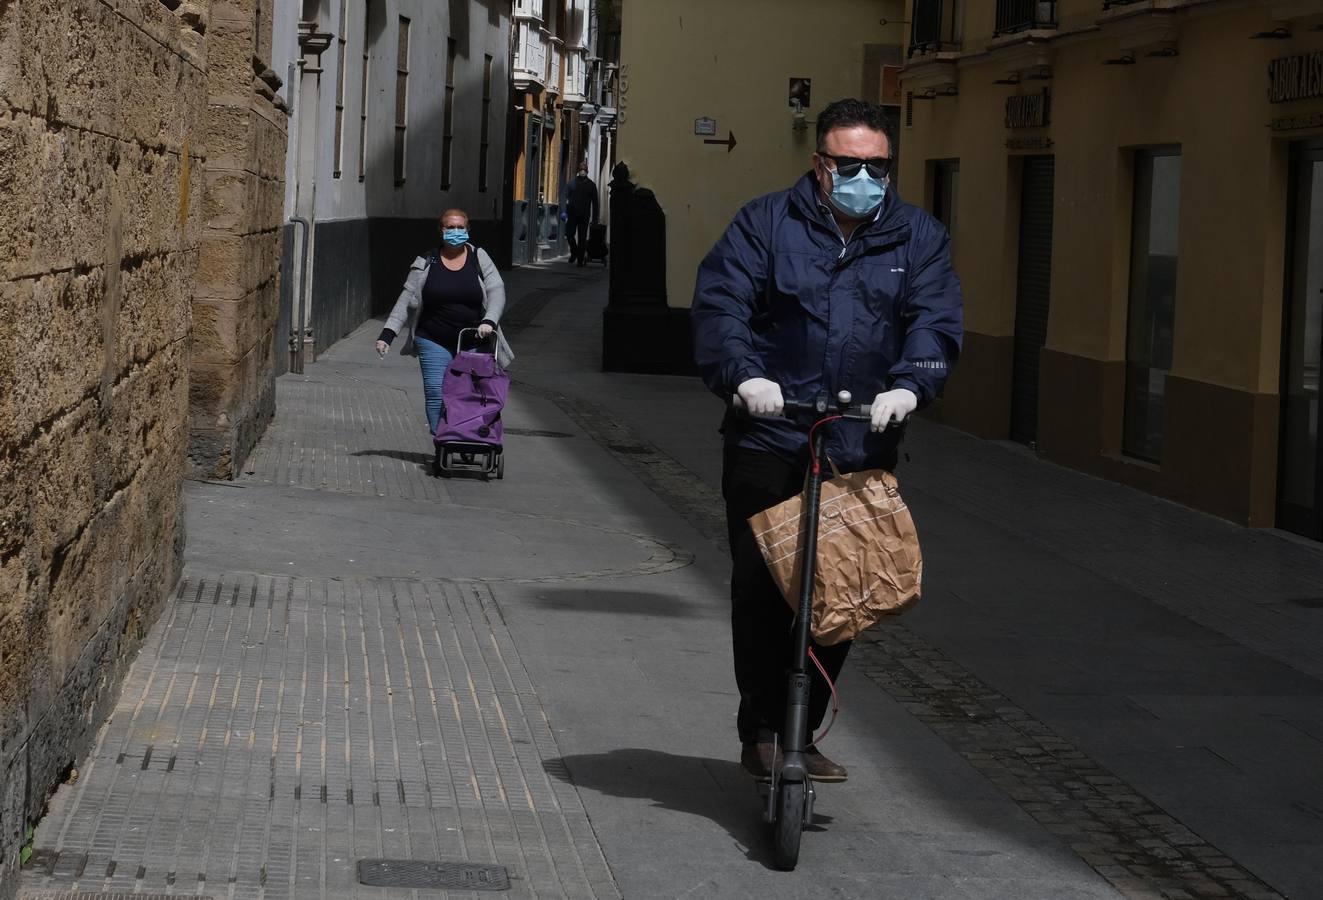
xmin=287 ymin=216 xmax=311 ymax=373
xmin=295 ymin=23 xmax=332 ymax=371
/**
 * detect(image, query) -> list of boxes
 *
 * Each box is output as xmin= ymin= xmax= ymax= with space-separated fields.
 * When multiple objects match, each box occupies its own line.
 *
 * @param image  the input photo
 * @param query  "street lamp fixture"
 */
xmin=791 ymin=99 xmax=808 ymax=131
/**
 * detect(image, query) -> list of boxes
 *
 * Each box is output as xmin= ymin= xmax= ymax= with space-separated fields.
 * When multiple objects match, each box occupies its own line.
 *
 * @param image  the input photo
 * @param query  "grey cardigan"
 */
xmin=383 ymin=245 xmax=515 ymax=368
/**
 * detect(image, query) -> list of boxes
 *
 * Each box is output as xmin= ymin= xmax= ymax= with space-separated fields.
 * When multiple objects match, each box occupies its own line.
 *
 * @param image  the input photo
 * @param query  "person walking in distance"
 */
xmin=565 ymin=161 xmax=599 ymax=267
xmin=691 ymin=98 xmax=963 ymax=781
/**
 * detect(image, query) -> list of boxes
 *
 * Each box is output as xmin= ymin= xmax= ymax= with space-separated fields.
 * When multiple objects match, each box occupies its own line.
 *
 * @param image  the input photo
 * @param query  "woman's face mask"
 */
xmin=442 ymin=226 xmax=469 ymax=247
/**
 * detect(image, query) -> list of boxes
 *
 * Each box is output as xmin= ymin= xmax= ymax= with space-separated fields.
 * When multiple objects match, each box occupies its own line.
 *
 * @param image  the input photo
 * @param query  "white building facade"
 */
xmin=272 ymin=0 xmax=512 ymax=371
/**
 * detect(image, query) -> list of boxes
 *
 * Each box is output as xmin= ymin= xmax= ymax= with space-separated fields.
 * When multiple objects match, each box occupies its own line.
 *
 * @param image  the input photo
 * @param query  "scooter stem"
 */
xmin=780 ymin=425 xmax=828 ymax=780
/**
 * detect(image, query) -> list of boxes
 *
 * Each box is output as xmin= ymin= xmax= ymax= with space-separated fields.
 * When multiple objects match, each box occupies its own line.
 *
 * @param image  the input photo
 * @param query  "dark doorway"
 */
xmin=1010 ymin=155 xmax=1055 ymax=445
xmin=1277 ymin=141 xmax=1323 ymax=540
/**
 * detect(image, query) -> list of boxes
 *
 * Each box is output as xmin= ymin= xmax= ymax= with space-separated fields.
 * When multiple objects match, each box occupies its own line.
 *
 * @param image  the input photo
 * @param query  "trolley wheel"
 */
xmin=496 ymin=454 xmax=505 ymax=480
xmin=771 ymin=780 xmax=805 ymax=871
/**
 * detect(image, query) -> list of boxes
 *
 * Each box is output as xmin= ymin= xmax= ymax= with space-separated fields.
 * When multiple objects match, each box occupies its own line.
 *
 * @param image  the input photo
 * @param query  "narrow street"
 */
xmin=20 ymin=264 xmax=1323 ymax=900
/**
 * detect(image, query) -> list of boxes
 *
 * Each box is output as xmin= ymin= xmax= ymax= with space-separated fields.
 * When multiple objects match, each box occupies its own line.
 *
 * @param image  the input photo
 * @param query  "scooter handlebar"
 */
xmin=730 ymin=393 xmax=873 ymax=422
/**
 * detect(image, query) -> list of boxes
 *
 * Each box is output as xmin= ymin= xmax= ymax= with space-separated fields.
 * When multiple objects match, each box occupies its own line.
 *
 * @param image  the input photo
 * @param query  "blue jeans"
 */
xmin=414 ymin=336 xmax=454 ymax=436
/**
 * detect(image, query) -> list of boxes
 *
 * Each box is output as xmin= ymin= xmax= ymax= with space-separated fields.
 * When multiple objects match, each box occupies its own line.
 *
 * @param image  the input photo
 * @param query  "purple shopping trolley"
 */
xmin=433 ymin=328 xmax=508 ymax=480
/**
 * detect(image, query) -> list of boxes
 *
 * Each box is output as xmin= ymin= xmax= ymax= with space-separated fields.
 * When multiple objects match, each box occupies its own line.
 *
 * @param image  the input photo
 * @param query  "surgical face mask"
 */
xmin=826 ymin=166 xmax=887 ymax=219
xmin=442 ymin=227 xmax=469 ymax=247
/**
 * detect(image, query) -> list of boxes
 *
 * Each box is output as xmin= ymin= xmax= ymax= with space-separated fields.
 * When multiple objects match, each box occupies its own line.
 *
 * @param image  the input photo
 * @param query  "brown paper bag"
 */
xmin=748 ymin=468 xmax=922 ymax=645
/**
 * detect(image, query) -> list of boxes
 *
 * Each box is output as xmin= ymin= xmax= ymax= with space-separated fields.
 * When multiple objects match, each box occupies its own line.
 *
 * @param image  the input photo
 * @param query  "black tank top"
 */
xmin=416 ymin=249 xmax=485 ymax=352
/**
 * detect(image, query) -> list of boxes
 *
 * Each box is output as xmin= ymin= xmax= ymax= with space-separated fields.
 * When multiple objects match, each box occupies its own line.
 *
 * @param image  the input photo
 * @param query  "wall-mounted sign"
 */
xmin=789 ymin=77 xmax=811 ymax=108
xmin=1007 ymin=136 xmax=1054 ymax=151
xmin=1005 ymin=88 xmax=1050 ymax=129
xmin=618 ymin=62 xmax=630 ymax=125
xmin=694 ymin=117 xmax=717 ymax=136
xmin=1269 ymin=51 xmax=1323 ymax=104
xmin=704 ymin=130 xmax=738 ymax=153
xmin=1272 ymin=111 xmax=1323 ymax=132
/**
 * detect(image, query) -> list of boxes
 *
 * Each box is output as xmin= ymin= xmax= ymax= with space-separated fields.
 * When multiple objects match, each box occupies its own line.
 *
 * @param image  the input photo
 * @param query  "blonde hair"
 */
xmin=440 ymin=208 xmax=469 ymax=226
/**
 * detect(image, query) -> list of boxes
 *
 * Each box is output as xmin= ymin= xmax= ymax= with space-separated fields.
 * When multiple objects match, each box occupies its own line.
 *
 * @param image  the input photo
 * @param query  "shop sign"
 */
xmin=1272 ymin=111 xmax=1323 ymax=132
xmin=1005 ymin=88 xmax=1050 ymax=129
xmin=1007 ymin=136 xmax=1054 ymax=151
xmin=1268 ymin=51 xmax=1323 ymax=104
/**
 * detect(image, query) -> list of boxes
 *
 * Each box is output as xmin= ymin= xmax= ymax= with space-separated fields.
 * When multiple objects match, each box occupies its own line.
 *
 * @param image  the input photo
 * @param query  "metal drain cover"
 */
xmin=357 ymin=859 xmax=511 ymax=891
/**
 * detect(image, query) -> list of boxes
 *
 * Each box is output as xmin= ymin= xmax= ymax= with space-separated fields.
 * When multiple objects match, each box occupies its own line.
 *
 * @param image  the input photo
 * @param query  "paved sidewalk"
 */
xmin=20 ymin=259 xmax=1323 ymax=899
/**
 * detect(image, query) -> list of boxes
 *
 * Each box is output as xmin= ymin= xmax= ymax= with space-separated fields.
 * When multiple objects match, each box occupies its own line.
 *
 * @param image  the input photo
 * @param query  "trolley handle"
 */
xmin=730 ymin=391 xmax=873 ymax=423
xmin=455 ymin=327 xmax=497 ymax=356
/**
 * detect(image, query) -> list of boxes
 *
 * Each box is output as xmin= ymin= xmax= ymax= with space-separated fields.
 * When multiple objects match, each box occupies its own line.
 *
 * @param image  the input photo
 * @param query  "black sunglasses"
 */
xmin=820 ymin=153 xmax=893 ymax=179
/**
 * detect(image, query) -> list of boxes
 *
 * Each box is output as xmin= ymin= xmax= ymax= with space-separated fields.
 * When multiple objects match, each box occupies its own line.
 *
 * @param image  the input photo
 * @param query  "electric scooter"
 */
xmin=734 ymin=390 xmax=874 ymax=871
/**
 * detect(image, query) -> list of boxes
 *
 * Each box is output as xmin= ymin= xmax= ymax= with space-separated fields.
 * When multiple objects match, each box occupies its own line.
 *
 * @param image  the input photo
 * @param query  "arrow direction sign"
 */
xmin=704 ymin=130 xmax=737 ymax=153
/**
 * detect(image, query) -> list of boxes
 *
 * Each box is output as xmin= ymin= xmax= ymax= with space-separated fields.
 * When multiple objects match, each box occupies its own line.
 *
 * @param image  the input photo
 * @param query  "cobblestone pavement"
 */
xmin=22 ymin=573 xmax=616 ymax=900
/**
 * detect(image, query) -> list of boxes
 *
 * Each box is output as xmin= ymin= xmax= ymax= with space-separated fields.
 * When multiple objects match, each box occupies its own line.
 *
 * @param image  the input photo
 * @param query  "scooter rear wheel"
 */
xmin=771 ymin=780 xmax=805 ymax=871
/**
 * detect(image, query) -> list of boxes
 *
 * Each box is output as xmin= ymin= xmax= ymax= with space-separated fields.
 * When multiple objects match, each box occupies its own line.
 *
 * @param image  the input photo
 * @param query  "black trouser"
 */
xmin=566 ymin=215 xmax=590 ymax=263
xmin=722 ymin=444 xmax=851 ymax=745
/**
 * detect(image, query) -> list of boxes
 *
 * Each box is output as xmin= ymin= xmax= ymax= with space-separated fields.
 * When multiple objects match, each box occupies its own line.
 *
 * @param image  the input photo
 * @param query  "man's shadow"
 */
xmin=543 ymin=749 xmax=832 ymax=870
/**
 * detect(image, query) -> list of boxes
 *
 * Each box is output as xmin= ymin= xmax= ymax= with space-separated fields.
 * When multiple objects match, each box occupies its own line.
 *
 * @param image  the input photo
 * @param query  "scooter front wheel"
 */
xmin=771 ymin=780 xmax=805 ymax=871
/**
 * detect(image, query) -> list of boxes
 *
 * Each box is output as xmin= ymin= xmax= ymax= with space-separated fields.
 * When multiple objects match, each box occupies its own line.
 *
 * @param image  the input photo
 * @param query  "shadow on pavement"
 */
xmin=530 ymin=588 xmax=711 ymax=618
xmin=352 ymin=448 xmax=432 ymax=469
xmin=544 ymin=749 xmax=833 ymax=870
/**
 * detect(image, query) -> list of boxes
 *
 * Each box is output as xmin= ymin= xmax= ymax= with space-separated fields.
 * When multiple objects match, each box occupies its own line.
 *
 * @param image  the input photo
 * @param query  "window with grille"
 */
xmin=358 ymin=1 xmax=371 ymax=181
xmin=441 ymin=37 xmax=456 ymax=190
xmin=393 ymin=16 xmax=410 ymax=185
xmin=333 ymin=0 xmax=349 ymax=177
xmin=479 ymin=55 xmax=493 ymax=192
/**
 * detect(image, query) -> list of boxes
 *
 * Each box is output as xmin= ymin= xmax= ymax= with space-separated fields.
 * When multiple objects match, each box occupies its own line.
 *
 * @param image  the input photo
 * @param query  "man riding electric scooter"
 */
xmin=691 ymin=98 xmax=964 ymax=786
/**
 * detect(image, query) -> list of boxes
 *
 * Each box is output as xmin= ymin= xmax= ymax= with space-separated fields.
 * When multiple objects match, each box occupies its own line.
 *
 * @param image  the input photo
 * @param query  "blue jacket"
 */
xmin=691 ymin=173 xmax=963 ymax=472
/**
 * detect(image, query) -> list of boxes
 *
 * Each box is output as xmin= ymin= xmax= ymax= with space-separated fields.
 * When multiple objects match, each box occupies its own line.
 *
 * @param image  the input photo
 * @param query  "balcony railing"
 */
xmin=994 ymin=0 xmax=1057 ymax=35
xmin=909 ymin=0 xmax=945 ymax=55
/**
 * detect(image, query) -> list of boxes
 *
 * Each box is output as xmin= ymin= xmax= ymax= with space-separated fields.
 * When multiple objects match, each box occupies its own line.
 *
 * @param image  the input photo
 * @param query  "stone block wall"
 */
xmin=0 ymin=0 xmax=286 ymax=894
xmin=188 ymin=0 xmax=286 ymax=479
xmin=0 ymin=0 xmax=207 ymax=892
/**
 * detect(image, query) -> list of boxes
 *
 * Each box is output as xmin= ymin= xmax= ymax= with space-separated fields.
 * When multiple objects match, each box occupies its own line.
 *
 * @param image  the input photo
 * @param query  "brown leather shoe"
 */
xmin=805 ymin=746 xmax=848 ymax=782
xmin=740 ymin=741 xmax=780 ymax=780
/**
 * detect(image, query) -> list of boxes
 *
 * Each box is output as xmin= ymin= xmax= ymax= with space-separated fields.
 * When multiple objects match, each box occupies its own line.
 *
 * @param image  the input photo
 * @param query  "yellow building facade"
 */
xmin=615 ymin=0 xmax=907 ymax=317
xmin=900 ymin=0 xmax=1323 ymax=537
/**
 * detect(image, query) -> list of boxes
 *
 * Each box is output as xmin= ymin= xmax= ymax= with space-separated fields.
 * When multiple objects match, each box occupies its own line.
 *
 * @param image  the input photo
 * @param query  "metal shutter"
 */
xmin=1010 ymin=155 xmax=1055 ymax=445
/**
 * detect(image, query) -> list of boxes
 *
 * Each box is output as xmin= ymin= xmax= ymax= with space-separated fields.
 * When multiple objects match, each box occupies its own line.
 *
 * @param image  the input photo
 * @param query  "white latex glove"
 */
xmin=375 ymin=340 xmax=389 ymax=358
xmin=737 ymin=378 xmax=784 ymax=416
xmin=477 ymin=322 xmax=494 ymax=338
xmin=870 ymin=388 xmax=918 ymax=432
